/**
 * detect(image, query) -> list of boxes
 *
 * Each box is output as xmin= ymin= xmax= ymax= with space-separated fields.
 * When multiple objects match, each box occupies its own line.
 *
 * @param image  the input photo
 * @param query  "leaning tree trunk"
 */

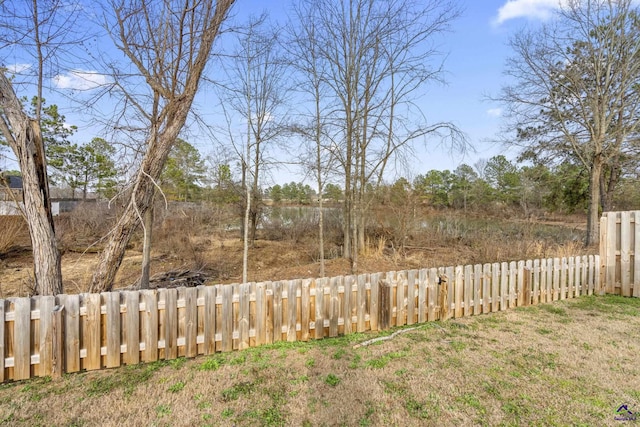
xmin=0 ymin=74 xmax=62 ymax=295
xmin=89 ymin=102 xmax=190 ymax=293
xmin=88 ymin=0 xmax=235 ymax=293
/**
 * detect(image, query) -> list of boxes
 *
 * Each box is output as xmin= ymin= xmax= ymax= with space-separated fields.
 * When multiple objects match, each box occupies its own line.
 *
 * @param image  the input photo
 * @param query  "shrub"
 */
xmin=0 ymin=216 xmax=28 ymax=255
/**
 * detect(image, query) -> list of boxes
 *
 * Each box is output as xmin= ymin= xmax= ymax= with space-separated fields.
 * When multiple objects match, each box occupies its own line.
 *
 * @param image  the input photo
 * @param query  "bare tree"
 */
xmin=0 ymin=0 xmax=86 ymax=295
xmin=88 ymin=0 xmax=235 ymax=292
xmin=291 ymin=0 xmax=464 ymax=271
xmin=285 ymin=4 xmax=338 ymax=277
xmin=219 ymin=16 xmax=288 ymax=282
xmin=497 ymin=0 xmax=640 ymax=246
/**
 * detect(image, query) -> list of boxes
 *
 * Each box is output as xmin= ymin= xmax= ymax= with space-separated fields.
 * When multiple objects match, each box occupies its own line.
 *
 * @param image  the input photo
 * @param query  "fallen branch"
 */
xmin=352 ymin=327 xmax=419 ymax=349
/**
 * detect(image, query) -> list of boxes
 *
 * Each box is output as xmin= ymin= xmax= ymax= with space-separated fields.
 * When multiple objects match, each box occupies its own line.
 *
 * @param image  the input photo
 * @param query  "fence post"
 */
xmin=439 ymin=275 xmax=449 ymax=320
xmin=51 ymin=305 xmax=65 ymax=379
xmin=378 ymin=280 xmax=391 ymax=331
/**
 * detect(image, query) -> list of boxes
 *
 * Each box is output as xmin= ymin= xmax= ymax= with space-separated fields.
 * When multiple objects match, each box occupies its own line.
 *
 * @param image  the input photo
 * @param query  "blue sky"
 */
xmin=405 ymin=0 xmax=556 ymax=173
xmin=3 ymin=0 xmax=562 ymax=184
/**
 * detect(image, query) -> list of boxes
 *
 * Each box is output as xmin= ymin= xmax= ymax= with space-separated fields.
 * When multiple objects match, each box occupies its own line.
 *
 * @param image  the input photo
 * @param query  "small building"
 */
xmin=0 ymin=175 xmax=23 ymax=202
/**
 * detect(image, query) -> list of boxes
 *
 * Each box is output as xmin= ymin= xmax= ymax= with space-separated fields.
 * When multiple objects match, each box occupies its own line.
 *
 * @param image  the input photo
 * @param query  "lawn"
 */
xmin=0 ymin=295 xmax=638 ymax=426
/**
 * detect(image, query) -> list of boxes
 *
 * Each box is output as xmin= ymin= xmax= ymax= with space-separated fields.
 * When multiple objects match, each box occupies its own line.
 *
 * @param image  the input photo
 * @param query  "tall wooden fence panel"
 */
xmin=0 ymin=255 xmax=600 ymax=382
xmin=600 ymin=211 xmax=640 ymax=297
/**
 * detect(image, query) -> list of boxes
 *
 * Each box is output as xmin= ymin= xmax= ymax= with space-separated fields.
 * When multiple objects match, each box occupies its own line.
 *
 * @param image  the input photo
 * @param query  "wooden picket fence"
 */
xmin=0 ymin=255 xmax=601 ymax=382
xmin=600 ymin=210 xmax=639 ymax=297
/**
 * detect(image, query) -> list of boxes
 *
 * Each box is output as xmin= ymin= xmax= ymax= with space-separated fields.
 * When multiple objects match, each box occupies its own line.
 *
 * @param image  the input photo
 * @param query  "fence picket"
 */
xmin=560 ymin=257 xmax=567 ymax=300
xmin=62 ymin=294 xmax=80 ymax=373
xmin=455 ymin=266 xmax=463 ymax=318
xmin=238 ymin=283 xmax=250 ymax=349
xmin=573 ymin=256 xmax=581 ymax=297
xmin=491 ymin=263 xmax=499 ymax=312
xmin=265 ymin=282 xmax=273 ymax=344
xmin=184 ymin=287 xmax=198 ymax=357
xmin=123 ymin=291 xmax=140 ymax=365
xmin=38 ymin=296 xmax=54 ymax=376
xmin=606 ymin=213 xmax=617 ymax=294
xmin=406 ymin=270 xmax=415 ymax=324
xmin=539 ymin=260 xmax=547 ymax=303
xmin=13 ymin=298 xmax=30 ymax=380
xmin=271 ymin=282 xmax=282 ymax=344
xmin=386 ymin=272 xmax=396 ymax=326
xmin=515 ymin=261 xmax=524 ymax=306
xmin=357 ymin=275 xmax=367 ymax=332
xmin=314 ymin=279 xmax=324 ymax=339
xmin=428 ymin=268 xmax=438 ymax=321
xmin=342 ymin=276 xmax=353 ymax=334
xmin=483 ymin=264 xmax=491 ymax=313
xmin=474 ymin=264 xmax=482 ymax=315
xmin=396 ymin=271 xmax=407 ymax=325
xmin=464 ymin=265 xmax=472 ymax=317
xmin=83 ymin=293 xmax=101 ymax=371
xmin=508 ymin=261 xmax=516 ymax=308
xmin=532 ymin=259 xmax=540 ymax=304
xmin=203 ymin=285 xmax=216 ymax=354
xmin=525 ymin=260 xmax=533 ymax=305
xmin=164 ymin=289 xmax=178 ymax=360
xmin=289 ymin=280 xmax=300 ymax=342
xmin=500 ymin=263 xmax=508 ymax=310
xmin=588 ymin=255 xmax=595 ymax=295
xmin=418 ymin=269 xmax=427 ymax=322
xmin=221 ymin=285 xmax=233 ymax=351
xmin=105 ymin=291 xmax=121 ymax=368
xmin=301 ymin=279 xmax=311 ymax=340
xmin=328 ymin=277 xmax=339 ymax=337
xmin=370 ymin=273 xmax=380 ymax=330
xmin=142 ymin=290 xmax=158 ymax=362
xmin=551 ymin=258 xmax=561 ymax=301
xmin=567 ymin=257 xmax=574 ymax=299
xmin=620 ymin=211 xmax=631 ymax=296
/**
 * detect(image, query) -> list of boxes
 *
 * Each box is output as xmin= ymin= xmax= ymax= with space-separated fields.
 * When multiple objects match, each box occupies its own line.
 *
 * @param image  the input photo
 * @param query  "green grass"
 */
xmin=199 ymin=354 xmax=226 ymax=371
xmin=168 ymin=381 xmax=185 ymax=393
xmin=87 ymin=360 xmax=167 ymax=397
xmin=324 ymin=373 xmax=340 ymax=387
xmin=221 ymin=381 xmax=255 ymax=402
xmin=569 ymin=294 xmax=640 ymax=316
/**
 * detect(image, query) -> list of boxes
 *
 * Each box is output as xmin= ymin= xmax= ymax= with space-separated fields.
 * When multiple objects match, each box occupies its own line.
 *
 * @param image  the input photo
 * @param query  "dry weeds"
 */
xmin=0 ymin=295 xmax=638 ymax=426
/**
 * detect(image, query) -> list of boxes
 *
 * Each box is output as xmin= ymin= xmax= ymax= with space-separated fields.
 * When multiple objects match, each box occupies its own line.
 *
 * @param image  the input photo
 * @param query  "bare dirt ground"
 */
xmin=0 ymin=211 xmax=593 ymax=298
xmin=0 ymin=295 xmax=638 ymax=426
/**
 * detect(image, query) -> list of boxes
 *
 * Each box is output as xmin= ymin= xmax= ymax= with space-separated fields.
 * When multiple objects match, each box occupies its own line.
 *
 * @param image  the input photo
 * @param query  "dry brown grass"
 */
xmin=0 ymin=295 xmax=638 ymax=426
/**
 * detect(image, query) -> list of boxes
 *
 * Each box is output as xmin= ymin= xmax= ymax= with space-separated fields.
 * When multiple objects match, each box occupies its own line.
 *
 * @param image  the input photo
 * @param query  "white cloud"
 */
xmin=487 ymin=108 xmax=503 ymax=118
xmin=53 ymin=69 xmax=110 ymax=90
xmin=5 ymin=63 xmax=32 ymax=74
xmin=493 ymin=0 xmax=562 ymax=26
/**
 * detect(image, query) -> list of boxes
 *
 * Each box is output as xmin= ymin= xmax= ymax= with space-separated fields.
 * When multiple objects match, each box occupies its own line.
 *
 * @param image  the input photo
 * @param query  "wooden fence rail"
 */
xmin=0 ymin=255 xmax=600 ymax=382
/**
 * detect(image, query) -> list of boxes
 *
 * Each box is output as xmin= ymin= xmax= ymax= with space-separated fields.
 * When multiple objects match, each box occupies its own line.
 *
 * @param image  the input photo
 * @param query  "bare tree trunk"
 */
xmin=601 ymin=159 xmax=621 ymax=213
xmin=243 ymin=186 xmax=251 ymax=283
xmin=140 ymin=203 xmax=154 ymax=289
xmin=0 ymin=74 xmax=62 ymax=295
xmin=586 ymin=154 xmax=602 ymax=247
xmin=318 ymin=196 xmax=325 ymax=277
